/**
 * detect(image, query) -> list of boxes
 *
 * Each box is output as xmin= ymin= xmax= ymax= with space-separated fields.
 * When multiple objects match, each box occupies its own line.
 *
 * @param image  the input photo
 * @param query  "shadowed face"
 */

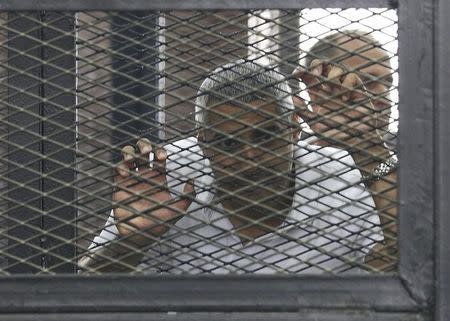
xmin=340 ymin=38 xmax=393 ymax=114
xmin=308 ymin=37 xmax=393 ymax=143
xmin=199 ymin=100 xmax=295 ymax=219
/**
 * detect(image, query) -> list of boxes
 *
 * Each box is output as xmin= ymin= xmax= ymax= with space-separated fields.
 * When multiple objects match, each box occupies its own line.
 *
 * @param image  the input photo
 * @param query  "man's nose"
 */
xmin=242 ymin=145 xmax=262 ymax=160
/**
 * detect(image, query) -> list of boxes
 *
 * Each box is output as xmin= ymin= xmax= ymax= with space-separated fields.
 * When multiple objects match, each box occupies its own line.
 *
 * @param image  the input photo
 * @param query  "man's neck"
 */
xmin=222 ymin=173 xmax=296 ymax=244
xmin=310 ymin=135 xmax=390 ymax=173
xmin=228 ymin=214 xmax=287 ymax=243
xmin=350 ymin=144 xmax=391 ymax=173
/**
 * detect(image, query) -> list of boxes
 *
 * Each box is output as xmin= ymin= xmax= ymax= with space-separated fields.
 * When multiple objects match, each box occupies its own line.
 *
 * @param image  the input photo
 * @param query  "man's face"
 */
xmin=308 ymin=38 xmax=393 ymax=142
xmin=199 ymin=100 xmax=295 ymax=215
xmin=341 ymin=38 xmax=393 ymax=126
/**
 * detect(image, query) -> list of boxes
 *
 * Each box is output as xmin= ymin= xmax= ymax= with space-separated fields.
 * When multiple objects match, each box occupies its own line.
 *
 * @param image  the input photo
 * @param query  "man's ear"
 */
xmin=293 ymin=95 xmax=315 ymax=122
xmin=197 ymin=129 xmax=204 ymax=142
xmin=292 ymin=113 xmax=302 ymax=140
xmin=197 ymin=129 xmax=213 ymax=159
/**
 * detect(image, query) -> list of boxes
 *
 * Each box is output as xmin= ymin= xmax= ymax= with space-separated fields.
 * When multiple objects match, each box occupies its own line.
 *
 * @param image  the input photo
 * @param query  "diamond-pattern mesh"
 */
xmin=0 ymin=9 xmax=398 ymax=275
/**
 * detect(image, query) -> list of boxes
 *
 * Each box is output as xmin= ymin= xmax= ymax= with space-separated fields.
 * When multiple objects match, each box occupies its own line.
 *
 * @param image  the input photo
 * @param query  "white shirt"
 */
xmin=88 ymin=137 xmax=382 ymax=274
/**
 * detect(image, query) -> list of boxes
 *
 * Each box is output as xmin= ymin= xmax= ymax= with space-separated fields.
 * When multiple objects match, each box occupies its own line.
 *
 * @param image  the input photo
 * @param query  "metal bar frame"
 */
xmin=6 ymin=11 xmax=45 ymax=274
xmin=0 ymin=0 xmax=398 ymax=11
xmin=6 ymin=11 xmax=76 ymax=274
xmin=0 ymin=0 xmax=446 ymax=320
xmin=39 ymin=11 xmax=77 ymax=274
xmin=435 ymin=0 xmax=450 ymax=319
xmin=111 ymin=11 xmax=161 ymax=152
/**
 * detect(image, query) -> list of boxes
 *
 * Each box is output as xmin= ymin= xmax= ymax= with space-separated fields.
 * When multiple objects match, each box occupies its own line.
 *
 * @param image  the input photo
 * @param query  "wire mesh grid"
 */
xmin=0 ymin=9 xmax=398 ymax=275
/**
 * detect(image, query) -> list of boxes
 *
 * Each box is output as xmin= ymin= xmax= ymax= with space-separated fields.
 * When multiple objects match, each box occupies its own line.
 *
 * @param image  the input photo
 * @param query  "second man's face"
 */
xmin=305 ymin=38 xmax=393 ymax=143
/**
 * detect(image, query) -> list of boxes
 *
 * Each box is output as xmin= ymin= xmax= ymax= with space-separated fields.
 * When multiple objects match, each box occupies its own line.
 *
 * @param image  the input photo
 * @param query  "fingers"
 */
xmin=172 ymin=179 xmax=196 ymax=212
xmin=340 ymin=73 xmax=358 ymax=102
xmin=295 ymin=59 xmax=346 ymax=85
xmin=122 ymin=145 xmax=135 ymax=166
xmin=292 ymin=96 xmax=315 ymax=122
xmin=117 ymin=145 xmax=136 ymax=178
xmin=327 ymin=66 xmax=344 ymax=84
xmin=295 ymin=59 xmax=339 ymax=96
xmin=292 ymin=59 xmax=323 ymax=86
xmin=116 ymin=163 xmax=130 ymax=178
xmin=318 ymin=65 xmax=341 ymax=95
xmin=116 ymin=138 xmax=153 ymax=178
xmin=291 ymin=65 xmax=306 ymax=79
xmin=183 ymin=179 xmax=195 ymax=195
xmin=341 ymin=72 xmax=367 ymax=103
xmin=153 ymin=146 xmax=167 ymax=173
xmin=310 ymin=59 xmax=323 ymax=76
xmin=135 ymin=138 xmax=152 ymax=169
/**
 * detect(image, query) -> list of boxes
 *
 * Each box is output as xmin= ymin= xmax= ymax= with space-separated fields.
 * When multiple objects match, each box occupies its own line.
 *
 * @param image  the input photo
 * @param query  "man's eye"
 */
xmin=256 ymin=129 xmax=277 ymax=143
xmin=258 ymin=133 xmax=272 ymax=142
xmin=218 ymin=139 xmax=240 ymax=150
xmin=255 ymin=134 xmax=273 ymax=144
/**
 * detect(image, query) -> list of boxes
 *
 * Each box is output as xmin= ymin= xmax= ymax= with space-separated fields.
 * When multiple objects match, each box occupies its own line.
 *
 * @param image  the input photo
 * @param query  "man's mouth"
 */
xmin=217 ymin=170 xmax=289 ymax=192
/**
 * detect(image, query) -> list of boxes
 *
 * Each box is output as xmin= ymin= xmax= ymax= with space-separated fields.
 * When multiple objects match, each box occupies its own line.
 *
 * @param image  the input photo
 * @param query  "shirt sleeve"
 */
xmin=88 ymin=209 xmax=119 ymax=250
xmin=84 ymin=137 xmax=214 ymax=265
xmin=295 ymin=143 xmax=384 ymax=263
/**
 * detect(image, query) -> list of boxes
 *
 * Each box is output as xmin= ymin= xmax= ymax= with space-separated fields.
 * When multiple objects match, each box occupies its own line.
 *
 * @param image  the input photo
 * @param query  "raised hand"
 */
xmin=114 ymin=138 xmax=195 ymax=245
xmin=292 ymin=59 xmax=381 ymax=146
xmin=78 ymin=138 xmax=195 ymax=273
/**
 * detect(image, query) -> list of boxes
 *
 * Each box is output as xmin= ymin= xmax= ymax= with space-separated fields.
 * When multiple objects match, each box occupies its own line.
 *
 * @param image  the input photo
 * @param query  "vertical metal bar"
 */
xmin=6 ymin=12 xmax=45 ymax=274
xmin=111 ymin=11 xmax=161 ymax=153
xmin=398 ymin=0 xmax=434 ymax=305
xmin=248 ymin=10 xmax=280 ymax=65
xmin=40 ymin=12 xmax=77 ymax=273
xmin=435 ymin=0 xmax=450 ymax=318
xmin=6 ymin=12 xmax=77 ymax=274
xmin=156 ymin=15 xmax=166 ymax=142
xmin=0 ymin=13 xmax=7 ymax=271
xmin=278 ymin=10 xmax=300 ymax=87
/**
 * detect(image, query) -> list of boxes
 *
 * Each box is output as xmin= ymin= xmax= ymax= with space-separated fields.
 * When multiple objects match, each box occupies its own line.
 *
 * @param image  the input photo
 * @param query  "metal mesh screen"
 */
xmin=0 ymin=9 xmax=398 ymax=275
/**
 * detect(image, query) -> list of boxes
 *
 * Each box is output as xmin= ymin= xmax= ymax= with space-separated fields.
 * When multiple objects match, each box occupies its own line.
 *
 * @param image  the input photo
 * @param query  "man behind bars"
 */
xmin=80 ymin=59 xmax=382 ymax=273
xmin=292 ymin=30 xmax=397 ymax=270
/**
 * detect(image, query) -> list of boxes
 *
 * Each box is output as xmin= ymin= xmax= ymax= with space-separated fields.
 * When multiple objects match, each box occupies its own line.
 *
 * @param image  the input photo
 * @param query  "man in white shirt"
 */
xmin=292 ymin=30 xmax=397 ymax=270
xmin=80 ymin=60 xmax=382 ymax=273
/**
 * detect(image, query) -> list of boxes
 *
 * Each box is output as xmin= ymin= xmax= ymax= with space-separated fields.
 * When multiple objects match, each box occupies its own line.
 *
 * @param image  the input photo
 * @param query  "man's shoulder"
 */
xmin=164 ymin=137 xmax=206 ymax=163
xmin=165 ymin=137 xmax=199 ymax=153
xmin=295 ymin=140 xmax=355 ymax=169
xmin=163 ymin=137 xmax=213 ymax=202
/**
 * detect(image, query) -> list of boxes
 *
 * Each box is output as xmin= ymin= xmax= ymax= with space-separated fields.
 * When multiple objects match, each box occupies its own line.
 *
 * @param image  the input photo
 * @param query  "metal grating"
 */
xmin=0 ymin=9 xmax=398 ymax=275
